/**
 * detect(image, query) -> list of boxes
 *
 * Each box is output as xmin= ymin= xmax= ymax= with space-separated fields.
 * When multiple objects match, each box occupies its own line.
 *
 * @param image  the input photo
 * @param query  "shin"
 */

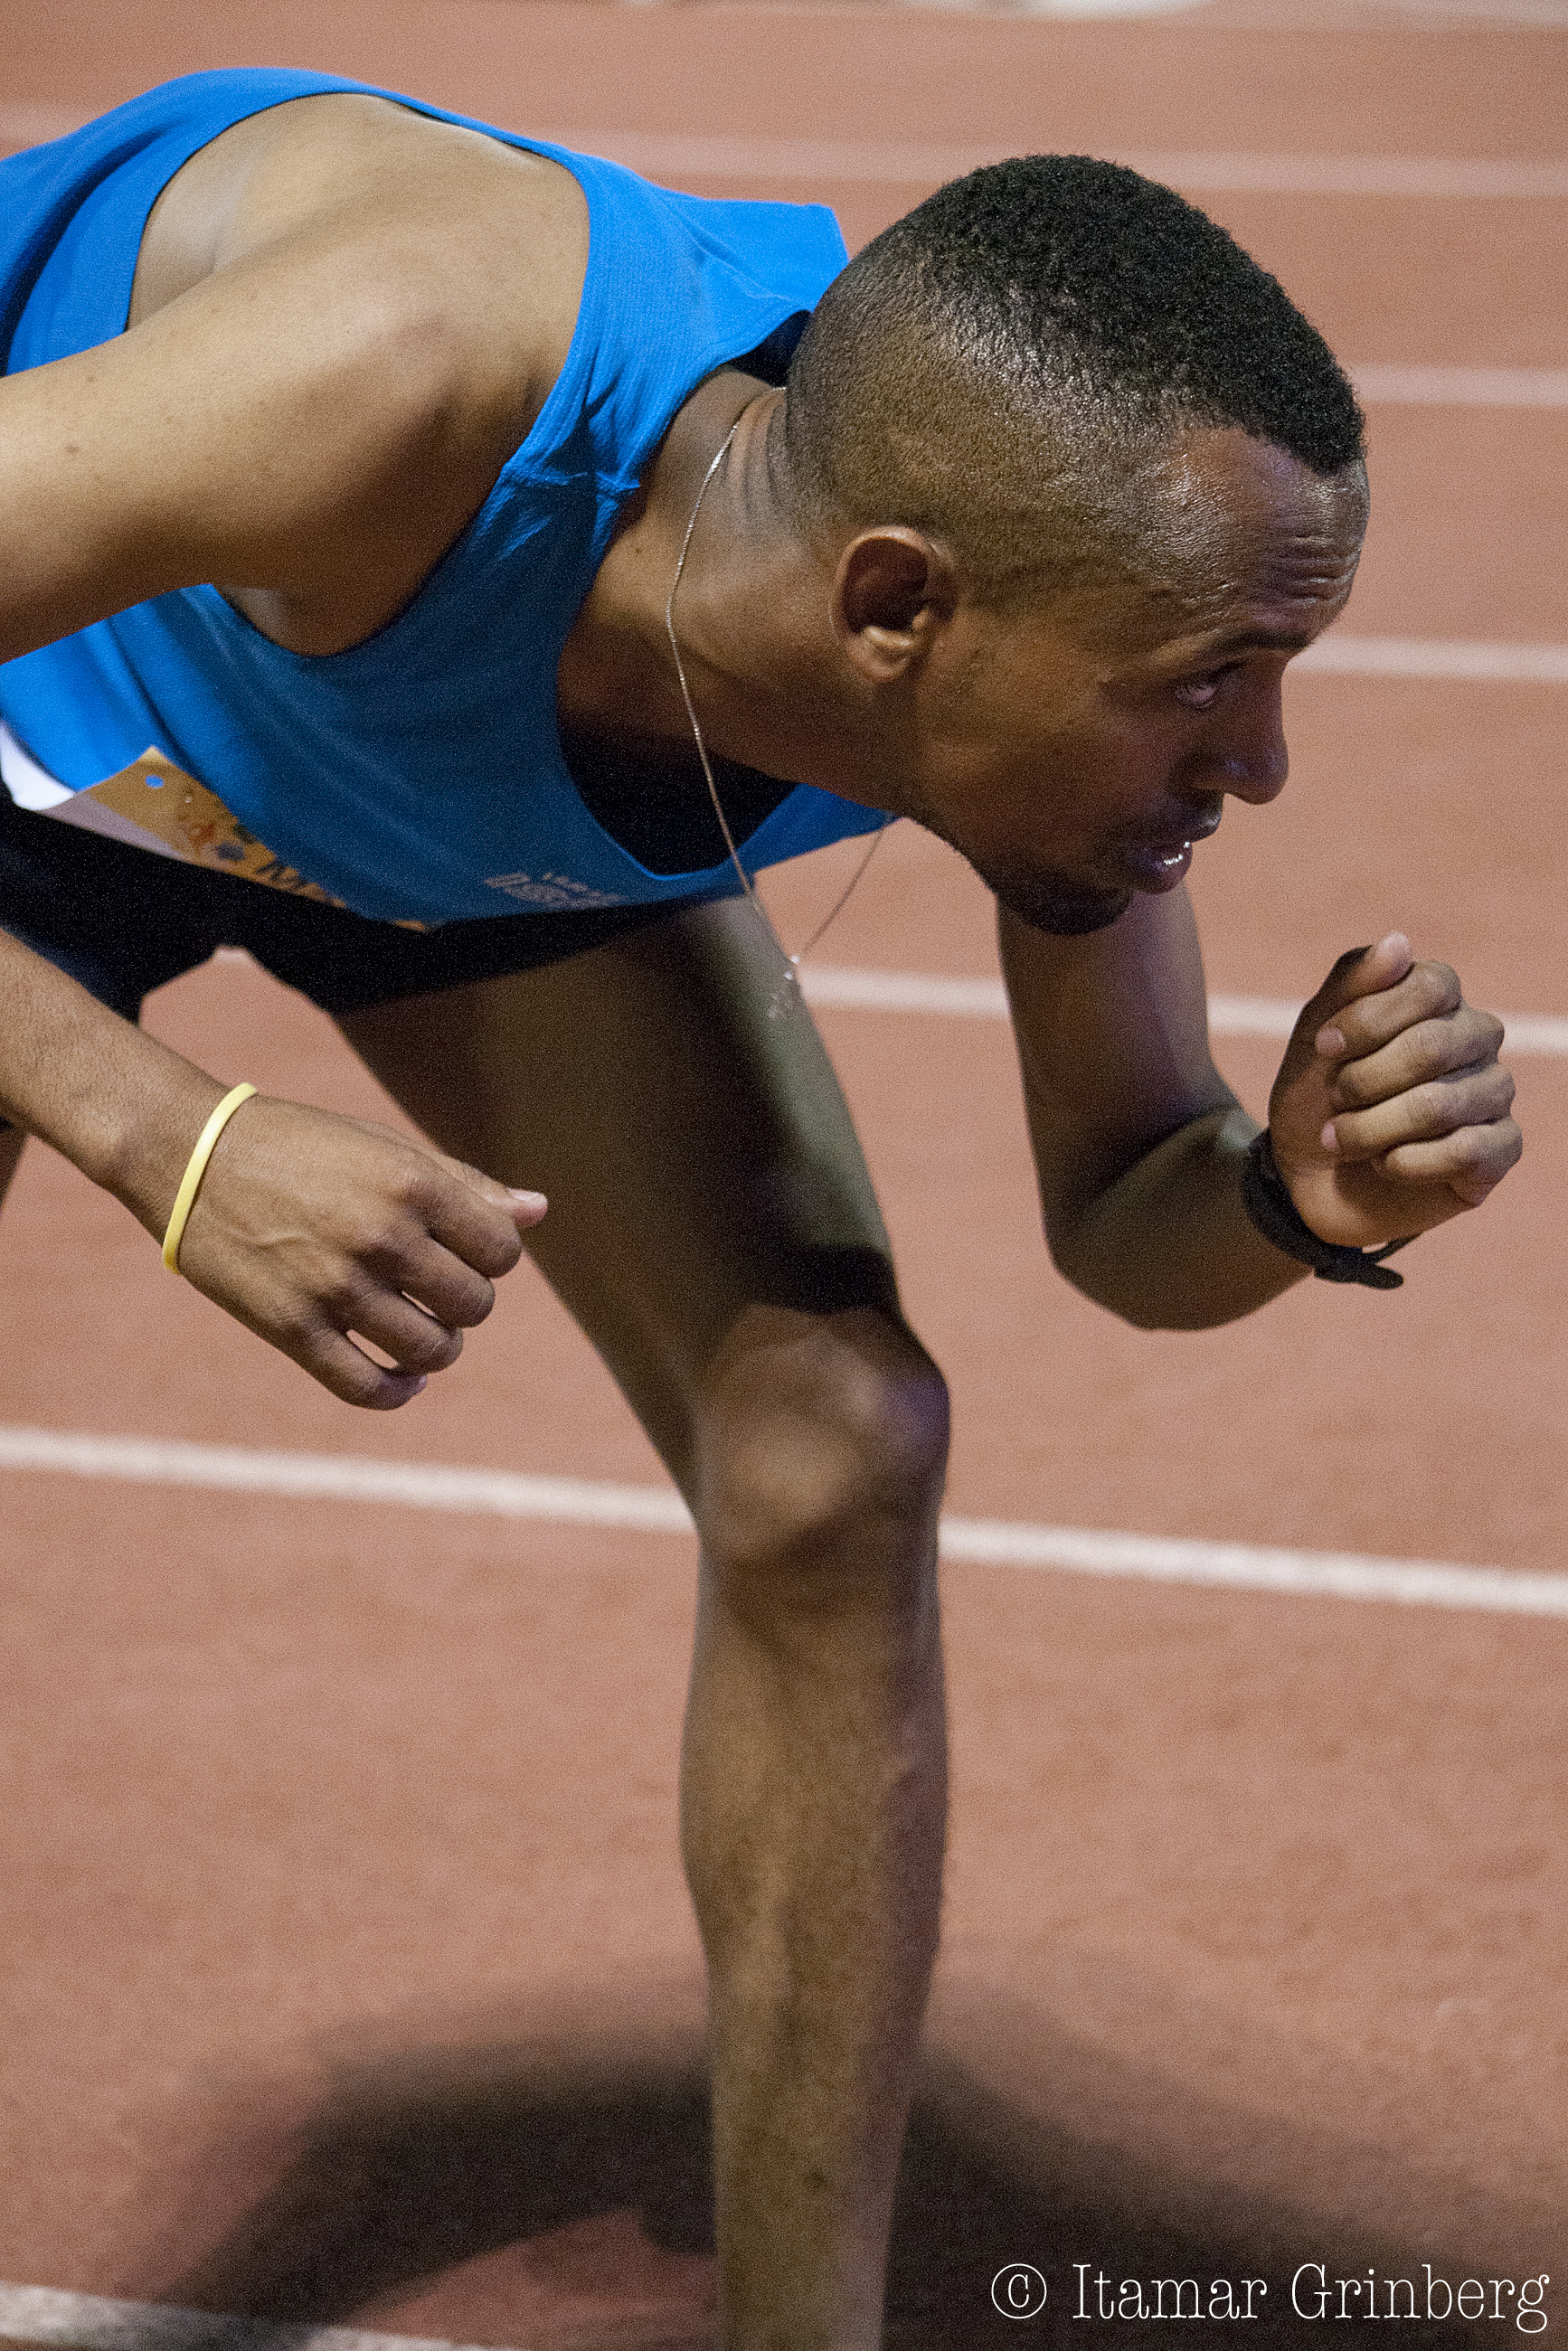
xmin=682 ymin=1305 xmax=949 ymax=2348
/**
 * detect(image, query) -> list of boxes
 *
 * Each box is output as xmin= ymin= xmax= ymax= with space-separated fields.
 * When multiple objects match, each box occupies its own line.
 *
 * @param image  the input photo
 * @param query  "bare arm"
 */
xmin=0 ymin=91 xmax=587 ymax=660
xmin=0 ymin=925 xmax=543 ymax=1405
xmin=0 ymin=97 xmax=580 ymax=1394
xmin=1001 ymin=890 xmax=1521 ymax=1331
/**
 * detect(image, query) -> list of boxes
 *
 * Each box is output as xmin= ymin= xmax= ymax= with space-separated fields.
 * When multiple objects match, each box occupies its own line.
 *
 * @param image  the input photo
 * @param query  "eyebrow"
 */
xmin=1187 ymin=627 xmax=1316 ymax=661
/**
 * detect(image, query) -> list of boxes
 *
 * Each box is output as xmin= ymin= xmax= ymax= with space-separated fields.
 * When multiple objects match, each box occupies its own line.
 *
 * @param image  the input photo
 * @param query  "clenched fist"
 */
xmin=1269 ymin=934 xmax=1522 ymax=1250
xmin=165 ymin=1092 xmax=546 ymax=1408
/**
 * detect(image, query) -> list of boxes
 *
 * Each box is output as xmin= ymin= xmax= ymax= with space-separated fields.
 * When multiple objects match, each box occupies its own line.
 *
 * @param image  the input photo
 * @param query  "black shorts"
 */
xmin=0 ymin=785 xmax=704 ymax=1025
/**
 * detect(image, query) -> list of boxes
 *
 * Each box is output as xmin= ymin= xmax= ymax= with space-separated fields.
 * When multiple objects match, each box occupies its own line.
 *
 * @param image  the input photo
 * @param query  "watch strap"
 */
xmin=1241 ymin=1130 xmax=1414 ymax=1290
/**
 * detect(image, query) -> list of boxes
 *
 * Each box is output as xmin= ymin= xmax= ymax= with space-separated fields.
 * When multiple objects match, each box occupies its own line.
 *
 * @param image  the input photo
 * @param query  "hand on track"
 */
xmin=1267 ymin=934 xmax=1522 ymax=1249
xmin=169 ymin=1095 xmax=545 ymax=1407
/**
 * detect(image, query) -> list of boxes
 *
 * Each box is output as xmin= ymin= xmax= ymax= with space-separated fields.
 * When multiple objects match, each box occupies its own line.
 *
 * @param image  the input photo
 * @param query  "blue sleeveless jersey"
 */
xmin=0 ymin=71 xmax=883 ymax=923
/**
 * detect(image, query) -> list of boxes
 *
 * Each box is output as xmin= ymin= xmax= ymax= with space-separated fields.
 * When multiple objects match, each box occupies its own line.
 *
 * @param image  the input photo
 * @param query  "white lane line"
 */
xmin=4 ymin=107 xmax=1567 ymax=202
xmin=1351 ymin=364 xmax=1568 ymax=407
xmin=0 ymin=102 xmax=87 ymax=146
xmin=1294 ymin=635 xmax=1568 ymax=682
xmin=803 ymin=968 xmax=1011 ymax=1019
xmin=938 ymin=1517 xmax=1568 ymax=1617
xmin=20 ymin=129 xmax=1565 ymax=404
xmin=535 ymin=134 xmax=1568 ymax=202
xmin=0 ymin=1426 xmax=1563 ymax=1619
xmin=798 ymin=969 xmax=1568 ymax=1057
xmin=0 ymin=2282 xmax=520 ymax=2351
xmin=0 ymin=1427 xmax=694 ymax=1531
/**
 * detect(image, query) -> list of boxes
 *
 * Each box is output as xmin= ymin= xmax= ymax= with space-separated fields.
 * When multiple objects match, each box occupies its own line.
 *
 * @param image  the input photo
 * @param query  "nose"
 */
xmin=1187 ymin=678 xmax=1289 ymax=807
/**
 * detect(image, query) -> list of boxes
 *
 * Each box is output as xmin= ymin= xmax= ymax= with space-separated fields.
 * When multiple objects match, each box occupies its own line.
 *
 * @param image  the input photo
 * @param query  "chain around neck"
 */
xmin=663 ymin=401 xmax=887 ymax=1018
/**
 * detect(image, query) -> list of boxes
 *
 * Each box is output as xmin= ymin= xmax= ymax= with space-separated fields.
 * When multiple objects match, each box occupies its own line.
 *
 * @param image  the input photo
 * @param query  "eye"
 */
xmin=1174 ymin=670 xmax=1226 ymax=711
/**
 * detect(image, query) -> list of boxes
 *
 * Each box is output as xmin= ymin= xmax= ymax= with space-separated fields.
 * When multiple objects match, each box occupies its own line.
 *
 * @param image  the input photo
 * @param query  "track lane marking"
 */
xmin=8 ymin=106 xmax=1567 ymax=423
xmin=0 ymin=1427 xmax=1562 ymax=1618
xmin=794 ymin=969 xmax=1568 ymax=1057
xmin=4 ymin=105 xmax=1567 ymax=203
xmin=1349 ymin=363 xmax=1568 ymax=406
xmin=476 ymin=135 xmax=1568 ymax=201
xmin=1294 ymin=634 xmax=1568 ymax=682
xmin=0 ymin=2283 xmax=520 ymax=2351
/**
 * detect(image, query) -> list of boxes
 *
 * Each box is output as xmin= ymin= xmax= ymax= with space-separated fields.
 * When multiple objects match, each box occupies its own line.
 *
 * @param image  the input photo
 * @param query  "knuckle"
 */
xmin=349 ymin=1215 xmax=411 ymax=1273
xmin=324 ymin=1349 xmax=385 ymax=1407
xmin=454 ymin=1275 xmax=498 ymax=1327
xmin=1426 ymin=1077 xmax=1486 ymax=1131
xmin=1459 ymin=1068 xmax=1516 ymax=1120
xmin=1440 ymin=1009 xmax=1502 ymax=1069
xmin=1415 ymin=960 xmax=1461 ymax=1014
xmin=279 ymin=1299 xmax=335 ymax=1355
xmin=1333 ymin=1058 xmax=1377 ymax=1107
xmin=1456 ymin=1119 xmax=1521 ymax=1173
xmin=320 ymin=1265 xmax=375 ymax=1324
xmin=477 ymin=1224 xmax=525 ymax=1279
xmin=387 ymin=1312 xmax=462 ymax=1374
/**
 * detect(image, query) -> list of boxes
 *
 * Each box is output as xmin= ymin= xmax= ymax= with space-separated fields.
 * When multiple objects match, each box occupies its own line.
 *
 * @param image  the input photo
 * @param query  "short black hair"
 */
xmin=783 ymin=155 xmax=1364 ymax=590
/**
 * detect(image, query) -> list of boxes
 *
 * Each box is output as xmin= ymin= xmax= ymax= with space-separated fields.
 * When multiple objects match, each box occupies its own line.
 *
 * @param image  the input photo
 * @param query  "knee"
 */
xmin=694 ymin=1309 xmax=949 ymax=1607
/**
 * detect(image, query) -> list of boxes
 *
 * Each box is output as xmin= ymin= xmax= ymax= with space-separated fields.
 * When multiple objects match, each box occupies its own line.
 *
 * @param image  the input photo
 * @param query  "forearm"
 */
xmin=1048 ymin=1100 xmax=1308 ymax=1331
xmin=0 ymin=925 xmax=227 ymax=1232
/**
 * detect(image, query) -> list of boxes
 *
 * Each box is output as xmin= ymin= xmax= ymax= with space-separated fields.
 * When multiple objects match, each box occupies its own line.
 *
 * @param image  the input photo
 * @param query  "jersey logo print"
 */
xmin=485 ymin=871 xmax=629 ymax=910
xmin=80 ymin=753 xmax=346 ymax=906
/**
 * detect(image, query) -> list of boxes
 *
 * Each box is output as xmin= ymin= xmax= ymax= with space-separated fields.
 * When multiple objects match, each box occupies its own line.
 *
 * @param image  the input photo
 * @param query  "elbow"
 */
xmin=1045 ymin=1223 xmax=1265 ymax=1335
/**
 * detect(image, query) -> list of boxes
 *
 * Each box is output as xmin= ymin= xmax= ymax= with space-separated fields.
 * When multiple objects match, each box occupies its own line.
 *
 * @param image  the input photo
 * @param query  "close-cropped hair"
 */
xmin=782 ymin=155 xmax=1365 ymax=593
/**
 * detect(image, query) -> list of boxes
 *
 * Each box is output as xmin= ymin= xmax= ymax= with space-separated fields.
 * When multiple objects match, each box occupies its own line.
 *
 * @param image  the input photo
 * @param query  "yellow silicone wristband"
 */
xmin=161 ymin=1082 xmax=258 ymax=1273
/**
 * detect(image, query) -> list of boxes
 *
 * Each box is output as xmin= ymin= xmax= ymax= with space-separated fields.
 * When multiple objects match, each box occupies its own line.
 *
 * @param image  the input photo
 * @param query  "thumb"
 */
xmin=1307 ymin=933 xmax=1413 ymax=1056
xmin=438 ymin=1151 xmax=549 ymax=1230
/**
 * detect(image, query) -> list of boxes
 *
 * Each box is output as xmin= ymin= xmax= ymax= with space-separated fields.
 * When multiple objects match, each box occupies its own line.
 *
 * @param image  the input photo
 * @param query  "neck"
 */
xmin=557 ymin=375 xmax=902 ymax=802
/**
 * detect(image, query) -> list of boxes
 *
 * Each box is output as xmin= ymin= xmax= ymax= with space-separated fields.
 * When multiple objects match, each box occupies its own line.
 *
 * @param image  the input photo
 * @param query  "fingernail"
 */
xmin=1316 ymin=1025 xmax=1346 ymax=1056
xmin=1320 ymin=1121 xmax=1339 ymax=1152
xmin=508 ymin=1189 xmax=548 ymax=1208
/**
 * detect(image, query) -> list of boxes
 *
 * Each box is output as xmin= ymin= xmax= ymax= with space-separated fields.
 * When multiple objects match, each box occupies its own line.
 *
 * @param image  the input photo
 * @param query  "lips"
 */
xmin=1118 ymin=816 xmax=1222 ymax=892
xmin=1119 ymin=837 xmax=1195 ymax=890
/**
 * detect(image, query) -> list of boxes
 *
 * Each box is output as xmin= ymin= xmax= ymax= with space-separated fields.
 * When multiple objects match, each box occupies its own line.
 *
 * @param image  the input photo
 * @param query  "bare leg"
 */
xmin=340 ymin=901 xmax=949 ymax=2346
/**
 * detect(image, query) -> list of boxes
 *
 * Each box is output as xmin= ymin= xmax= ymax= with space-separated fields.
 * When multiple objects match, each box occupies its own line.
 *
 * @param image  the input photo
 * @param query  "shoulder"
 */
xmin=0 ymin=93 xmax=595 ymax=660
xmin=131 ymin=90 xmax=590 ymax=441
xmin=98 ymin=93 xmax=594 ymax=648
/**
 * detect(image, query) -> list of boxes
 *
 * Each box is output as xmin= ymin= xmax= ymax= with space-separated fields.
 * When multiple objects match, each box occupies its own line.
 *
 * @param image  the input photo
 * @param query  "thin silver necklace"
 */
xmin=664 ymin=407 xmax=889 ymax=1019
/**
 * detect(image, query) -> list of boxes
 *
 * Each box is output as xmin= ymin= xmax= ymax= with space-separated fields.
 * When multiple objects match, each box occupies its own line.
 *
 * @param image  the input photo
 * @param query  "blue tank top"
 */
xmin=0 ymin=71 xmax=883 ymax=923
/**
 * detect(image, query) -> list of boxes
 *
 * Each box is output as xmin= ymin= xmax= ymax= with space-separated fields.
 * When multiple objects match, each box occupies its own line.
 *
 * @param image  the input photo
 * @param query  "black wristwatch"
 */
xmin=1240 ymin=1130 xmax=1415 ymax=1290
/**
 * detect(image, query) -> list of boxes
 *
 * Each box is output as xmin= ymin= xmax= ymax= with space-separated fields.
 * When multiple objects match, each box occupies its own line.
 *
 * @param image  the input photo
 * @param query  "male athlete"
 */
xmin=0 ymin=70 xmax=1520 ymax=2347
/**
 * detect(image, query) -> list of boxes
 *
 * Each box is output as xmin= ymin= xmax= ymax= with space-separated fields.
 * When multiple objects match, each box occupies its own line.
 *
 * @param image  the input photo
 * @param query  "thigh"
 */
xmin=336 ymin=900 xmax=903 ymax=1491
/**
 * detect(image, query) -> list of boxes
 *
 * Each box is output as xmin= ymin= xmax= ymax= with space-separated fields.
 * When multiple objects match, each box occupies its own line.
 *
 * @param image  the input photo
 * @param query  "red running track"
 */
xmin=0 ymin=2 xmax=1565 ymax=2342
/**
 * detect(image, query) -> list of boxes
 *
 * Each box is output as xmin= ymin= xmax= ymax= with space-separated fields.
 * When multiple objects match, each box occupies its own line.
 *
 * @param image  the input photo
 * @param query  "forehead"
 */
xmin=997 ymin=425 xmax=1366 ymax=667
xmin=1114 ymin=426 xmax=1366 ymax=618
xmin=1158 ymin=422 xmax=1365 ymax=543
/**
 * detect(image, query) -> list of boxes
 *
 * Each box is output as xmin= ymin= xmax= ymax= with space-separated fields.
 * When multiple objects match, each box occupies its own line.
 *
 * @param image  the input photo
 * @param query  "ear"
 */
xmin=831 ymin=528 xmax=958 ymax=684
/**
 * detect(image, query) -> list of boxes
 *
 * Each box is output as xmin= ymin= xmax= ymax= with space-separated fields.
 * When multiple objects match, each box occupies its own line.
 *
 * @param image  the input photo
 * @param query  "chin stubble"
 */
xmin=958 ymin=841 xmax=1133 ymax=937
xmin=901 ymin=795 xmax=1133 ymax=938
